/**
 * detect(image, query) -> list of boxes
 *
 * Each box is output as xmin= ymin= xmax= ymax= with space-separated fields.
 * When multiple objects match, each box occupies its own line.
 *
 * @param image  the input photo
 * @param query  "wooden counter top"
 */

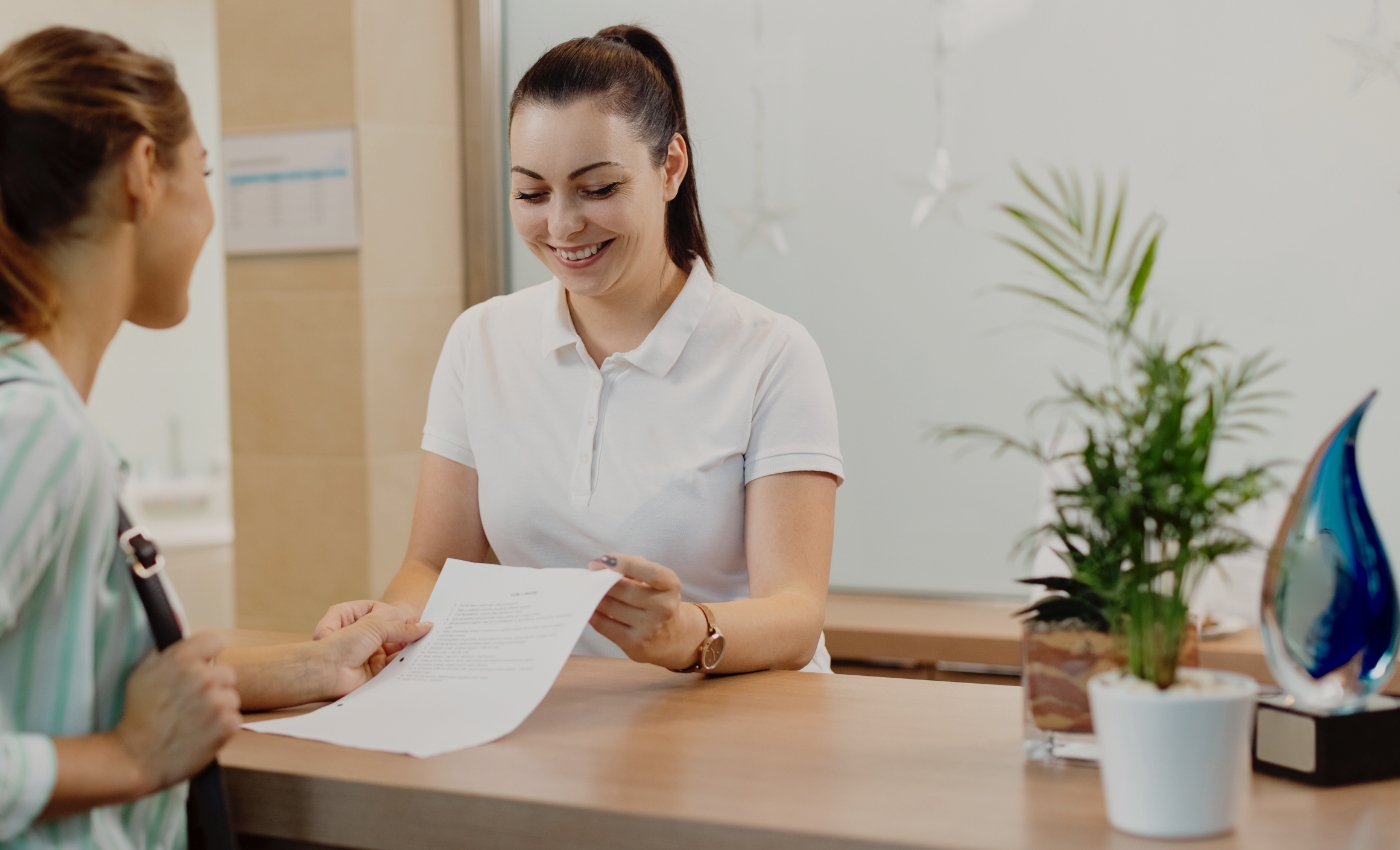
xmin=222 ymin=642 xmax=1400 ymax=849
xmin=824 ymin=592 xmax=1285 ymax=688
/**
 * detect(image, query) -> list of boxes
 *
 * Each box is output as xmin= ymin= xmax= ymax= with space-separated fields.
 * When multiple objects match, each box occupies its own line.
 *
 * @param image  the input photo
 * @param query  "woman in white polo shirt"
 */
xmin=317 ymin=25 xmax=842 ymax=674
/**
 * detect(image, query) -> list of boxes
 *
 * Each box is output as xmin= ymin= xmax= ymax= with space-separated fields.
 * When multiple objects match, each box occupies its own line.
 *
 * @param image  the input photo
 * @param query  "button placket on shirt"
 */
xmin=570 ymin=355 xmax=613 ymax=506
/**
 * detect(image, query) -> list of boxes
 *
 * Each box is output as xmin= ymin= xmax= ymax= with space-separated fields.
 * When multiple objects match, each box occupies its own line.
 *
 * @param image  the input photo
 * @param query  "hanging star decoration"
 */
xmin=725 ymin=2 xmax=794 ymax=256
xmin=907 ymin=146 xmax=973 ymax=229
xmin=906 ymin=0 xmax=973 ymax=230
xmin=726 ymin=192 xmax=795 ymax=255
xmin=1332 ymin=0 xmax=1400 ymax=93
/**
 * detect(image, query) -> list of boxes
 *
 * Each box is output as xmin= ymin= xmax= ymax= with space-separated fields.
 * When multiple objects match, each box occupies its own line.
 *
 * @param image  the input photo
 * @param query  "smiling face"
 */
xmin=509 ymin=98 xmax=686 ymax=300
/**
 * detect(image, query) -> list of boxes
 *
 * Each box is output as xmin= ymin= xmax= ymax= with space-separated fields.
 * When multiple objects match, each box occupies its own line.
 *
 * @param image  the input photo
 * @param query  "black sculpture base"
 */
xmin=1253 ymin=694 xmax=1400 ymax=787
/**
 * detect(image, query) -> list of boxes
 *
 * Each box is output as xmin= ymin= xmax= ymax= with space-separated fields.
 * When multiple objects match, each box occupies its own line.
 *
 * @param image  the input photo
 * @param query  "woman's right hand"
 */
xmin=113 ymin=632 xmax=241 ymax=794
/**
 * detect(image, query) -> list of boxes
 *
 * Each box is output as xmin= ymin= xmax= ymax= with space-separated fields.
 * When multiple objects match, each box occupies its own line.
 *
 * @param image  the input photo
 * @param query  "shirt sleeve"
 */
xmin=0 ymin=733 xmax=58 ymax=840
xmin=744 ymin=317 xmax=844 ymax=485
xmin=0 ymin=385 xmax=84 ymax=634
xmin=421 ymin=311 xmax=477 ymax=468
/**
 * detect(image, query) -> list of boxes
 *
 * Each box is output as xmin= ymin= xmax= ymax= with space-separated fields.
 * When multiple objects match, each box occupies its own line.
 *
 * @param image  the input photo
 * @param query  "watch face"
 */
xmin=702 ymin=633 xmax=726 ymax=669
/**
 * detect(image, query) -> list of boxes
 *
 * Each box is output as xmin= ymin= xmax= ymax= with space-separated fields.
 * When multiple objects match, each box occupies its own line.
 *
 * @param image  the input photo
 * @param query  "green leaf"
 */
xmin=1069 ymin=168 xmax=1087 ymax=235
xmin=998 ymin=319 xmax=1104 ymax=352
xmin=999 ymin=208 xmax=1098 ymax=276
xmin=1017 ymin=596 xmax=1110 ymax=631
xmin=997 ymin=285 xmax=1096 ymax=325
xmin=1100 ymin=182 xmax=1126 ymax=277
xmin=1018 ymin=576 xmax=1094 ymax=594
xmin=924 ymin=424 xmax=1045 ymax=461
xmin=1125 ymin=231 xmax=1159 ymax=324
xmin=1112 ymin=216 xmax=1156 ymax=292
xmin=1014 ymin=165 xmax=1066 ymax=222
xmin=1050 ymin=170 xmax=1082 ymax=234
xmin=1089 ymin=173 xmax=1106 ymax=256
xmin=997 ymin=238 xmax=1092 ymax=299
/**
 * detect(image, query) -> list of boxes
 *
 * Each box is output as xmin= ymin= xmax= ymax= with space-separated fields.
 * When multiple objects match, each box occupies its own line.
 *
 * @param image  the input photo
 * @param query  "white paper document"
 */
xmin=244 ymin=560 xmax=622 ymax=757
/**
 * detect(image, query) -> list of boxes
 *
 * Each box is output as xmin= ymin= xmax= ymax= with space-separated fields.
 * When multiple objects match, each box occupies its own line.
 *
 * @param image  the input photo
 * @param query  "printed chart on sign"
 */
xmin=222 ymin=127 xmax=359 ymax=255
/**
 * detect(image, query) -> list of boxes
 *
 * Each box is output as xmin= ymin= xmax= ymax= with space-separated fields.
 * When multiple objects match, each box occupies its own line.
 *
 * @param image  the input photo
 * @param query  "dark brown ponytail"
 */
xmin=509 ymin=24 xmax=713 ymax=276
xmin=0 ymin=27 xmax=193 ymax=337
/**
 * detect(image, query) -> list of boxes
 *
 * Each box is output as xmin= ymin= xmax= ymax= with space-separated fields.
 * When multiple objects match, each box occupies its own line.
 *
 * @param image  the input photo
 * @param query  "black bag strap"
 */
xmin=116 ymin=508 xmax=185 ymax=649
xmin=116 ymin=505 xmax=239 ymax=850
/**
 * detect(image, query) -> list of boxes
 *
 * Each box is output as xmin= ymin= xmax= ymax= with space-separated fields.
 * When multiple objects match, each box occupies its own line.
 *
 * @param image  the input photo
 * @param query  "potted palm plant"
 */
xmin=1018 ymin=575 xmax=1198 ymax=763
xmin=937 ymin=167 xmax=1279 ymax=838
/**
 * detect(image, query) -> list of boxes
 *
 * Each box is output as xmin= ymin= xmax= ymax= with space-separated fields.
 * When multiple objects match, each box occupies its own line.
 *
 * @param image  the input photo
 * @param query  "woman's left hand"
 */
xmin=222 ymin=612 xmax=434 ymax=712
xmin=317 ymin=614 xmax=434 ymax=698
xmin=588 ymin=554 xmax=707 ymax=669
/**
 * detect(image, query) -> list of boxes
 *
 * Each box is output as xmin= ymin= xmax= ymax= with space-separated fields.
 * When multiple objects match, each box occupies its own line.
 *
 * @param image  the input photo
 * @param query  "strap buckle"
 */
xmin=119 ymin=526 xmax=166 ymax=579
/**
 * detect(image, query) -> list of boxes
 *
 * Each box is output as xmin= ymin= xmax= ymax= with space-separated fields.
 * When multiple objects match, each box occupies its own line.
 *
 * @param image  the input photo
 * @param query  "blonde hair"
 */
xmin=0 ymin=26 xmax=192 ymax=336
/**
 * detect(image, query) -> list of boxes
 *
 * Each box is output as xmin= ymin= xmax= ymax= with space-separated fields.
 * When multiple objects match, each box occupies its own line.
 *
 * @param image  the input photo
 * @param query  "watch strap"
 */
xmin=669 ymin=602 xmax=718 ymax=673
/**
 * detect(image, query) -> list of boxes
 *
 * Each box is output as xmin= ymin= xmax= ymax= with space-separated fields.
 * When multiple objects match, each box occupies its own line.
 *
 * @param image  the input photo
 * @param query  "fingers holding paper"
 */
xmin=220 ymin=610 xmax=433 ymax=712
xmin=588 ymin=554 xmax=706 ymax=670
xmin=312 ymin=599 xmax=417 ymax=644
xmin=320 ymin=613 xmax=434 ymax=698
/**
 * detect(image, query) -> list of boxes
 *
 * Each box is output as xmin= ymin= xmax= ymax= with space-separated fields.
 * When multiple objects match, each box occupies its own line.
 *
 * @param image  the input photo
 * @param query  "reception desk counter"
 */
xmin=221 ymin=630 xmax=1398 ymax=850
xmin=824 ymin=592 xmax=1340 ymax=690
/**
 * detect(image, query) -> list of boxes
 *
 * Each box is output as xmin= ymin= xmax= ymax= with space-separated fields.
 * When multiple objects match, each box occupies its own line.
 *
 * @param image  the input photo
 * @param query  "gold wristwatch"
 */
xmin=670 ymin=602 xmax=725 ymax=673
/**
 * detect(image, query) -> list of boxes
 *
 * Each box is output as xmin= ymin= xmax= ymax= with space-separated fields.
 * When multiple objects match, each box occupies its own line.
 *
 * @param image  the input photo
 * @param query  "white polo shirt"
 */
xmin=422 ymin=264 xmax=842 ymax=670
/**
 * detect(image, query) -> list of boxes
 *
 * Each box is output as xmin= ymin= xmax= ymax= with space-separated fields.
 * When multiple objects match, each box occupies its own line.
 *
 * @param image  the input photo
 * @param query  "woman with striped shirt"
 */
xmin=0 ymin=28 xmax=432 ymax=848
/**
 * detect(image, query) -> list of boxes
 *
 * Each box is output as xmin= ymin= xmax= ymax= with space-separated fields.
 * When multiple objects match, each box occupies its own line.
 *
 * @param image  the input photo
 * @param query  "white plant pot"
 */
xmin=1088 ymin=668 xmax=1258 ymax=839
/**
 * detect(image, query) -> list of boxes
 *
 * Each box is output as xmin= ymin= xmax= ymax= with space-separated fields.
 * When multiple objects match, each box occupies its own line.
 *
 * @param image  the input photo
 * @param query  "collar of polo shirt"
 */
xmin=540 ymin=264 xmax=716 ymax=378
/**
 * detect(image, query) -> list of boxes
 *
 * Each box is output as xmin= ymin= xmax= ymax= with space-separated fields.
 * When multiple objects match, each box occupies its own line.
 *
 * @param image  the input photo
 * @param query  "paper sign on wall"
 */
xmin=222 ymin=127 xmax=358 ymax=255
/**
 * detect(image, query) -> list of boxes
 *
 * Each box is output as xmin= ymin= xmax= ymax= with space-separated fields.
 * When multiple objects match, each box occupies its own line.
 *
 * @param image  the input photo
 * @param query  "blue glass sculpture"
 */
xmin=1262 ymin=393 xmax=1399 ymax=711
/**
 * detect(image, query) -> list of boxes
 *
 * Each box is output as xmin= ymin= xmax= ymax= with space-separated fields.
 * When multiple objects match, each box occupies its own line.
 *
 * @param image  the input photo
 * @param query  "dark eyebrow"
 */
xmin=509 ymin=162 xmax=622 ymax=181
xmin=568 ymin=161 xmax=621 ymax=179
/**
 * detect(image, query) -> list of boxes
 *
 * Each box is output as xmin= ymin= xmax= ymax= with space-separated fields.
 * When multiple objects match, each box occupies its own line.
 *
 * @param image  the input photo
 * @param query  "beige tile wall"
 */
xmin=232 ymin=455 xmax=371 ymax=631
xmin=164 ymin=544 xmax=236 ymax=631
xmin=352 ymin=1 xmax=460 ymax=127
xmin=356 ymin=124 xmax=464 ymax=298
xmin=217 ymin=0 xmax=356 ymax=131
xmin=367 ymin=450 xmax=424 ymax=596
xmin=227 ymin=289 xmax=367 ymax=457
xmin=224 ymin=253 xmax=360 ymax=295
xmin=360 ymin=291 xmax=462 ymax=446
xmin=219 ymin=0 xmax=464 ymax=632
xmin=353 ymin=0 xmax=465 ymax=598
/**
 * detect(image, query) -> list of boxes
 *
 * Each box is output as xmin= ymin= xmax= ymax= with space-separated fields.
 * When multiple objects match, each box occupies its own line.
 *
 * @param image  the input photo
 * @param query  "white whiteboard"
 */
xmin=503 ymin=0 xmax=1400 ymax=599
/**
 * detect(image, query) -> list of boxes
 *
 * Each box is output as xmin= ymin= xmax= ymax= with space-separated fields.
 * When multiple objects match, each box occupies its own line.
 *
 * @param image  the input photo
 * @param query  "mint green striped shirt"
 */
xmin=0 ymin=335 xmax=186 ymax=849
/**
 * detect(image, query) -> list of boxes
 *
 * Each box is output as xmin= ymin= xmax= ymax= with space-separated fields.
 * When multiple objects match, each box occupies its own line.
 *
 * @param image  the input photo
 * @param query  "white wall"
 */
xmin=0 ymin=0 xmax=229 ymax=484
xmin=504 ymin=1 xmax=1400 ymax=600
